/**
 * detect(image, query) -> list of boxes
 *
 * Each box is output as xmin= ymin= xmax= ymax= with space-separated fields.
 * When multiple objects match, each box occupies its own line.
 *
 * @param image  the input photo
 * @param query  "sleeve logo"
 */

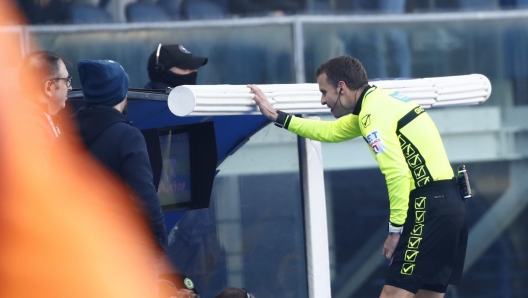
xmin=389 ymin=91 xmax=411 ymax=103
xmin=361 ymin=114 xmax=371 ymax=128
xmin=366 ymin=130 xmax=386 ymax=155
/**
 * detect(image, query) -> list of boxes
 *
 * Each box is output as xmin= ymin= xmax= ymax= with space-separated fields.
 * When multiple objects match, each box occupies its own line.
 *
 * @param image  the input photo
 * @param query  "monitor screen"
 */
xmin=142 ymin=121 xmax=217 ymax=212
xmin=157 ymin=132 xmax=192 ymax=206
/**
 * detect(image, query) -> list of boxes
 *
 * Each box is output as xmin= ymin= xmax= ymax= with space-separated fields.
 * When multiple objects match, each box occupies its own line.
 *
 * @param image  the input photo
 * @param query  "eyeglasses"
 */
xmin=51 ymin=76 xmax=72 ymax=88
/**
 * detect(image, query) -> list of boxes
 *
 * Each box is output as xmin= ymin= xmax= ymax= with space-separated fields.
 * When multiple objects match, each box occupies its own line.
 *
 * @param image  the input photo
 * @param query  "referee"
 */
xmin=249 ymin=55 xmax=468 ymax=298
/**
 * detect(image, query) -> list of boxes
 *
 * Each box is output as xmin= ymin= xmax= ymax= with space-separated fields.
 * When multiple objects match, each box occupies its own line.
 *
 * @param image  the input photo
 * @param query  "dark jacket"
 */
xmin=75 ymin=105 xmax=167 ymax=251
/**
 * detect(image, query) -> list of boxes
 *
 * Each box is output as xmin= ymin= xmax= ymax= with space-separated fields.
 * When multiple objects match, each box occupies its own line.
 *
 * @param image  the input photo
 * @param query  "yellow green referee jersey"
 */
xmin=282 ymin=85 xmax=454 ymax=226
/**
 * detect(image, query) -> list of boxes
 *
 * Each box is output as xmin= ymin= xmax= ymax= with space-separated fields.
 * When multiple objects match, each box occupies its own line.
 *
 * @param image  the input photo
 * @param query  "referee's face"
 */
xmin=318 ymin=73 xmax=345 ymax=118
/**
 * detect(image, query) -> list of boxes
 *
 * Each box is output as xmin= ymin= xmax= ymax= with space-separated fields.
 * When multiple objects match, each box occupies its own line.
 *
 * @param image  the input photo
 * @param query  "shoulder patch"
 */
xmin=366 ymin=130 xmax=386 ymax=155
xmin=389 ymin=91 xmax=411 ymax=103
xmin=361 ymin=114 xmax=371 ymax=128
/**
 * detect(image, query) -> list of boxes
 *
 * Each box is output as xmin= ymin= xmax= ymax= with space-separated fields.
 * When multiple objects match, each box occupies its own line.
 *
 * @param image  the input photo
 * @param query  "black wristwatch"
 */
xmin=274 ymin=110 xmax=288 ymax=128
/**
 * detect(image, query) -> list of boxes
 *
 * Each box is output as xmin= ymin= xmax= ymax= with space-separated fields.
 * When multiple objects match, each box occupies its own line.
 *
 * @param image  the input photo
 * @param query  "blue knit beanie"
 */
xmin=78 ymin=59 xmax=129 ymax=107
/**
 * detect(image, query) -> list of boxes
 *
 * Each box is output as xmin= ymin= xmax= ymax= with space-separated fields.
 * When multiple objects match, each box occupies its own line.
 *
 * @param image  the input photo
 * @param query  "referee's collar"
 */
xmin=352 ymin=85 xmax=375 ymax=115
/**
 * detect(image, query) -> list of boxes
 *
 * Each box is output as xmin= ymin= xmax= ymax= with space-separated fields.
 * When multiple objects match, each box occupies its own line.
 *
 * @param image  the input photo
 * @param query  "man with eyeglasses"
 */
xmin=19 ymin=50 xmax=72 ymax=139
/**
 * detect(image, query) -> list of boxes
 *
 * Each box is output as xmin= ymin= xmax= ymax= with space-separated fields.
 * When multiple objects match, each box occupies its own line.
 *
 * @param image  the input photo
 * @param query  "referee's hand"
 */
xmin=248 ymin=84 xmax=278 ymax=122
xmin=383 ymin=233 xmax=401 ymax=259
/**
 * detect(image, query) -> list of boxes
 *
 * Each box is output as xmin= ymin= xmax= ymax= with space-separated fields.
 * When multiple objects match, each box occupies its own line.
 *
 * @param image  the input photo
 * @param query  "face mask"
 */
xmin=162 ymin=71 xmax=197 ymax=88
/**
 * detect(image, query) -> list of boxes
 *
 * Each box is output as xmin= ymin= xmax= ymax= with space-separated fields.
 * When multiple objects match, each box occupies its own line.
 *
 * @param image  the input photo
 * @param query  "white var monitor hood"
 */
xmin=168 ymin=74 xmax=492 ymax=117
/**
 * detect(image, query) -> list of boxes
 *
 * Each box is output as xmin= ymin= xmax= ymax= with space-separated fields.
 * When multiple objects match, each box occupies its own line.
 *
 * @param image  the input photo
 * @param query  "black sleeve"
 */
xmin=120 ymin=127 xmax=168 ymax=251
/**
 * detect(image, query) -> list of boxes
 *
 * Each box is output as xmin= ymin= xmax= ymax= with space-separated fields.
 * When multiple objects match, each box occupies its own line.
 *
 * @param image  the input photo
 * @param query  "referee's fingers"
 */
xmin=382 ymin=247 xmax=388 ymax=258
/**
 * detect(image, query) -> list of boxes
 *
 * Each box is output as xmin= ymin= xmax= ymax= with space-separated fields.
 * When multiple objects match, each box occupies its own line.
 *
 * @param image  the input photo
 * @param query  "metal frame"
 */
xmin=298 ymin=116 xmax=331 ymax=298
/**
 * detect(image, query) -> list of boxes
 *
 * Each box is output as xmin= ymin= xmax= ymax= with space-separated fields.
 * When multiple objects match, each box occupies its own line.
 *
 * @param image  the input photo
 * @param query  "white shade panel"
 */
xmin=168 ymin=74 xmax=492 ymax=116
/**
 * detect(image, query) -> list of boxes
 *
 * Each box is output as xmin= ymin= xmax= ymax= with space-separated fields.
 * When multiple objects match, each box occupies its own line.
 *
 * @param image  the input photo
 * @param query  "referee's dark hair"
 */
xmin=316 ymin=55 xmax=368 ymax=91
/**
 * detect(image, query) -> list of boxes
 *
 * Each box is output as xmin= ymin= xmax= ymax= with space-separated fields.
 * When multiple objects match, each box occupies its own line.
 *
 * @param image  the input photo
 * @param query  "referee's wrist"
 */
xmin=388 ymin=222 xmax=403 ymax=234
xmin=274 ymin=110 xmax=291 ymax=129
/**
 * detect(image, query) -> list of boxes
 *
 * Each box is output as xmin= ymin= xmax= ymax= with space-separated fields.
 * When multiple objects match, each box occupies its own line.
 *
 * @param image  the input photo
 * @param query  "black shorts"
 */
xmin=385 ymin=179 xmax=468 ymax=294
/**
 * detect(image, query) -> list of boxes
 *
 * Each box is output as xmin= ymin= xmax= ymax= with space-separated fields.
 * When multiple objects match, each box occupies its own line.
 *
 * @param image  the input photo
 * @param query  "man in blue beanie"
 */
xmin=75 ymin=59 xmax=168 ymax=254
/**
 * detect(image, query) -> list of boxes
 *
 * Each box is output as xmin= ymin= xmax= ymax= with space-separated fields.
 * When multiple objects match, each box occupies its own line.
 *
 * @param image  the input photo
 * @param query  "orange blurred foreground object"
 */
xmin=0 ymin=1 xmax=168 ymax=297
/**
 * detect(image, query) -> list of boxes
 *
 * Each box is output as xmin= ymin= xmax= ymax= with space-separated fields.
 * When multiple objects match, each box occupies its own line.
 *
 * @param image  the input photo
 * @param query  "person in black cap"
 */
xmin=75 ymin=59 xmax=168 ymax=254
xmin=145 ymin=44 xmax=208 ymax=90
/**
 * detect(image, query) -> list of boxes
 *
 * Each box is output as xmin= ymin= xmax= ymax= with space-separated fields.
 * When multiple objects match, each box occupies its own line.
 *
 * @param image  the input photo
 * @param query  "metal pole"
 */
xmin=293 ymin=18 xmax=306 ymax=84
xmin=298 ymin=118 xmax=331 ymax=298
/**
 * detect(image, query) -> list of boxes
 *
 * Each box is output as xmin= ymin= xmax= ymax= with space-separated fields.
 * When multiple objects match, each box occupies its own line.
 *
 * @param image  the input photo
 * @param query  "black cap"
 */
xmin=148 ymin=44 xmax=208 ymax=71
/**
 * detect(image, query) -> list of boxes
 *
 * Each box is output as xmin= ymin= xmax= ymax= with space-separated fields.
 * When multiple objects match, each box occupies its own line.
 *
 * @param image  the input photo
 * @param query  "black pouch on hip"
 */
xmin=457 ymin=165 xmax=472 ymax=199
